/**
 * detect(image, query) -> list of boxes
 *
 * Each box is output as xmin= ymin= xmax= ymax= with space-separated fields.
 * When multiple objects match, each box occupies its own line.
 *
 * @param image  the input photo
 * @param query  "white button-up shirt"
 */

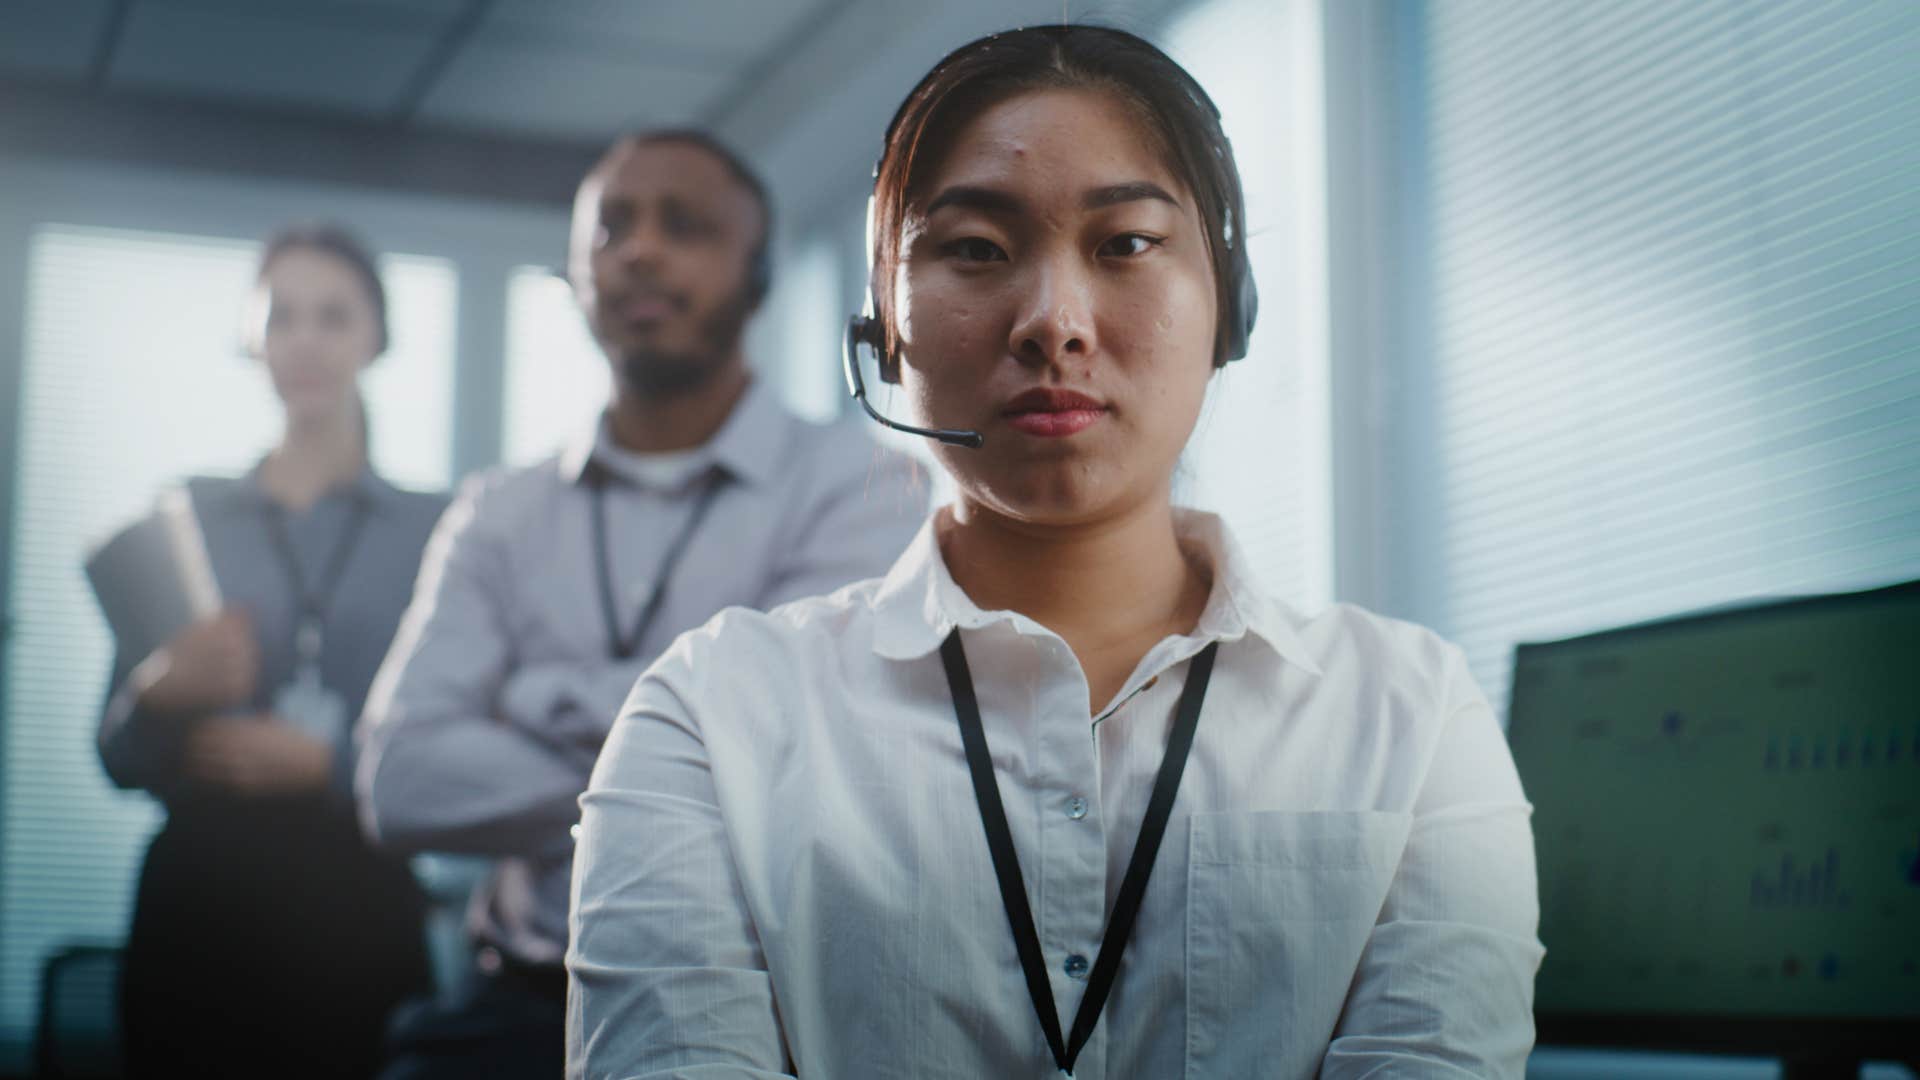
xmin=570 ymin=510 xmax=1544 ymax=1079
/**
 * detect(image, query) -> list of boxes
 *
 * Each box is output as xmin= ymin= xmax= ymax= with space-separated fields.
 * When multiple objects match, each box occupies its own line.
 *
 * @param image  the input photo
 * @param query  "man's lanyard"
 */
xmin=939 ymin=629 xmax=1220 ymax=1075
xmin=261 ymin=493 xmax=373 ymax=669
xmin=588 ymin=466 xmax=725 ymax=661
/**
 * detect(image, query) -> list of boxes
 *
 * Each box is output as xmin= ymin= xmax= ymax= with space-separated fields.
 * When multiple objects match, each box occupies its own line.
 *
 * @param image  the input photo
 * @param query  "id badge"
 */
xmin=274 ymin=666 xmax=347 ymax=745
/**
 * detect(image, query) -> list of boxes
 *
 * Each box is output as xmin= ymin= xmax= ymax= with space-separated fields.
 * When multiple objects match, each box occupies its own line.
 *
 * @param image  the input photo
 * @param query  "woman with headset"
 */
xmin=91 ymin=224 xmax=439 ymax=1077
xmin=569 ymin=25 xmax=1541 ymax=1078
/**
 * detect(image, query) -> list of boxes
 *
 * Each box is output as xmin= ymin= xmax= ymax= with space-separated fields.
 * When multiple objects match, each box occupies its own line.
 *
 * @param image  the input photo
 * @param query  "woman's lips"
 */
xmin=1002 ymin=388 xmax=1107 ymax=438
xmin=1006 ymin=409 xmax=1104 ymax=437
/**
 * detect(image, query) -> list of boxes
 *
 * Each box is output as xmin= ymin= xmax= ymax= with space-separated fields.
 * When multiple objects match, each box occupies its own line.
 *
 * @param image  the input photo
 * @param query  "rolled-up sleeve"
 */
xmin=1321 ymin=645 xmax=1545 ymax=1079
xmin=357 ymin=475 xmax=590 ymax=857
xmin=567 ymin=664 xmax=791 ymax=1080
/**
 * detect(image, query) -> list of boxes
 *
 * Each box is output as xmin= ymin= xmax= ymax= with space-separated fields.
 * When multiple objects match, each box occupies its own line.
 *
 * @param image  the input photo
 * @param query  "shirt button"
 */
xmin=1064 ymin=954 xmax=1091 ymax=980
xmin=1066 ymin=796 xmax=1089 ymax=820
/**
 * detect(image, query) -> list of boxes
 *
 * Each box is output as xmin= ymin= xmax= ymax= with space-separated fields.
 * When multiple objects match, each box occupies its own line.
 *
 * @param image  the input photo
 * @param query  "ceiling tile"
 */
xmin=416 ymin=36 xmax=736 ymax=141
xmin=485 ymin=0 xmax=831 ymax=63
xmin=0 ymin=0 xmax=114 ymax=82
xmin=108 ymin=3 xmax=448 ymax=115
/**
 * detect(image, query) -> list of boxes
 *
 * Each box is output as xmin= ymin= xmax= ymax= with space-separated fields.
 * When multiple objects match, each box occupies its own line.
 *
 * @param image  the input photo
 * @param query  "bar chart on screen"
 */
xmin=1509 ymin=588 xmax=1920 ymax=1019
xmin=1747 ymin=847 xmax=1853 ymax=911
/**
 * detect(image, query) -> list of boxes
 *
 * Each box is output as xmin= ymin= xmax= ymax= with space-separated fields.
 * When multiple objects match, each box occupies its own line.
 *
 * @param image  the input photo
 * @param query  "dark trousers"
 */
xmin=123 ymin=804 xmax=429 ymax=1080
xmin=376 ymin=959 xmax=565 ymax=1080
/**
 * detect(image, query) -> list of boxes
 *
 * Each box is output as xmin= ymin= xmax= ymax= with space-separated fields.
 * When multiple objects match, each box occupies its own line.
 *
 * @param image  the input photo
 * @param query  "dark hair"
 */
xmin=257 ymin=222 xmax=390 ymax=355
xmin=607 ymin=128 xmax=775 ymax=303
xmin=870 ymin=24 xmax=1252 ymax=368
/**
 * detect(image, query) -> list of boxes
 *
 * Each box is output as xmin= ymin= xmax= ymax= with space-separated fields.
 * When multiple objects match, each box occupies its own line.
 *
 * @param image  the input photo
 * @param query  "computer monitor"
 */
xmin=1507 ymin=579 xmax=1920 ymax=1075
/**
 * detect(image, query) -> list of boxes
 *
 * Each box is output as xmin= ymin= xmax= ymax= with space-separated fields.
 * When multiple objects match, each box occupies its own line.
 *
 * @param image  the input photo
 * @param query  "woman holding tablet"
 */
xmin=94 ymin=224 xmax=439 ymax=1077
xmin=569 ymin=25 xmax=1540 ymax=1078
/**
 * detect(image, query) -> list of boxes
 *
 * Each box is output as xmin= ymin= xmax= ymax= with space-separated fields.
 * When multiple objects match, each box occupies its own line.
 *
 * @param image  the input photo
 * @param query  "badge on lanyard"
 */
xmin=273 ymin=616 xmax=348 ymax=744
xmin=264 ymin=493 xmax=370 ymax=745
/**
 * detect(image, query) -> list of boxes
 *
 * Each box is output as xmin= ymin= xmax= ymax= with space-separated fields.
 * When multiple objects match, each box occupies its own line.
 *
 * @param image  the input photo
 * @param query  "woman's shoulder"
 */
xmin=374 ymin=482 xmax=452 ymax=538
xmin=632 ymin=579 xmax=886 ymax=711
xmin=1285 ymin=600 xmax=1481 ymax=708
xmin=91 ymin=475 xmax=233 ymax=551
xmin=1306 ymin=602 xmax=1461 ymax=664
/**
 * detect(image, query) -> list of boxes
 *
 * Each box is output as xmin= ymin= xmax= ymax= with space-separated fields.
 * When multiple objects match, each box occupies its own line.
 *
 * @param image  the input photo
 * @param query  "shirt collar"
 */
xmin=869 ymin=507 xmax=1324 ymax=677
xmin=559 ymin=377 xmax=784 ymax=491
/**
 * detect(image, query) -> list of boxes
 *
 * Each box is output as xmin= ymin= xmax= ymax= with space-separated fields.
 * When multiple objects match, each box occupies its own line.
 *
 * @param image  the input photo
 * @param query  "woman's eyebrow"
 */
xmin=1083 ymin=181 xmax=1180 ymax=209
xmin=923 ymin=181 xmax=1181 ymax=218
xmin=925 ymin=185 xmax=1024 ymax=217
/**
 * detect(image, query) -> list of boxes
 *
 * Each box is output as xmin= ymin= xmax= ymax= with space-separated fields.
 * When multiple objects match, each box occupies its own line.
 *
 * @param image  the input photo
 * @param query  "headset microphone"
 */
xmin=843 ymin=316 xmax=985 ymax=449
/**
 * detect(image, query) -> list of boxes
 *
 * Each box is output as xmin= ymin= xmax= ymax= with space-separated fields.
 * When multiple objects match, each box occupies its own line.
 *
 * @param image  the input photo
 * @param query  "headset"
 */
xmin=841 ymin=25 xmax=1258 ymax=451
xmin=745 ymin=236 xmax=773 ymax=310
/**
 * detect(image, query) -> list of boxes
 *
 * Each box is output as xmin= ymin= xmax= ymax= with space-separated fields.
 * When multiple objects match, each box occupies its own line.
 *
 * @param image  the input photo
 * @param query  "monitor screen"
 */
xmin=1508 ymin=580 xmax=1920 ymax=1049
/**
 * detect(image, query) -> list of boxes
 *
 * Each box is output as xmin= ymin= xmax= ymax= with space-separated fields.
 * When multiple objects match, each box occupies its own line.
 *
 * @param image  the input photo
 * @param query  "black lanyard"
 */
xmin=588 ymin=466 xmax=725 ymax=660
xmin=261 ymin=493 xmax=373 ymax=662
xmin=940 ymin=629 xmax=1219 ymax=1075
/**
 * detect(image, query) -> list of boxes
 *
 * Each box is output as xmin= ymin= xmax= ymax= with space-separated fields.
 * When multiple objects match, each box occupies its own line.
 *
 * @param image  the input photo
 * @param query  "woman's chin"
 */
xmin=278 ymin=386 xmax=354 ymax=420
xmin=956 ymin=473 xmax=1146 ymax=531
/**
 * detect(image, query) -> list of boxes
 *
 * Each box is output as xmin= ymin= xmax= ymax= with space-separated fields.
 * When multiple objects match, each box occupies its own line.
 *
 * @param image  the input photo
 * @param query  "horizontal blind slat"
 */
xmin=1411 ymin=1 xmax=1920 ymax=722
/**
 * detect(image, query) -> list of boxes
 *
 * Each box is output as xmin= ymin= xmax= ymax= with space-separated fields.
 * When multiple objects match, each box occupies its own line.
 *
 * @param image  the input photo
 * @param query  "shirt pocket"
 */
xmin=1184 ymin=809 xmax=1410 ymax=1079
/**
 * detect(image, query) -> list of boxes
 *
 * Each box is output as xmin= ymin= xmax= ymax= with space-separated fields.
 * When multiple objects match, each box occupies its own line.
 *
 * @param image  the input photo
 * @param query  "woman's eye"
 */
xmin=1099 ymin=233 xmax=1163 ymax=258
xmin=942 ymin=237 xmax=1007 ymax=263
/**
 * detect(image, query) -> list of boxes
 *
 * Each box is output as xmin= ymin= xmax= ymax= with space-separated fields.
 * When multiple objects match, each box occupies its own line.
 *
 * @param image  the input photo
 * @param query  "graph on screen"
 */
xmin=1509 ymin=584 xmax=1920 ymax=1018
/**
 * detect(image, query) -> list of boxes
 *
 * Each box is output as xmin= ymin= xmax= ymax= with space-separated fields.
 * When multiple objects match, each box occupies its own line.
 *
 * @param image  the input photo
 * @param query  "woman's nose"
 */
xmin=1008 ymin=256 xmax=1095 ymax=366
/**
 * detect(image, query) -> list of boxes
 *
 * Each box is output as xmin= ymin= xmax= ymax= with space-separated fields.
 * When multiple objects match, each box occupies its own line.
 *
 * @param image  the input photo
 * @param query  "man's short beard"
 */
xmin=616 ymin=285 xmax=755 ymax=400
xmin=618 ymin=348 xmax=724 ymax=398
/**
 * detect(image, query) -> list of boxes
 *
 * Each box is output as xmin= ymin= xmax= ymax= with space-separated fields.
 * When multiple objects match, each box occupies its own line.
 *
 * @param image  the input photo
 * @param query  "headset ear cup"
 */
xmin=747 ymin=248 xmax=772 ymax=307
xmin=1218 ymin=246 xmax=1258 ymax=365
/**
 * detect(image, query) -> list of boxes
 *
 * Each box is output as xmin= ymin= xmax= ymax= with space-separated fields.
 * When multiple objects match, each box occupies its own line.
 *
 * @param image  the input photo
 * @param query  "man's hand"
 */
xmin=181 ymin=715 xmax=332 ymax=796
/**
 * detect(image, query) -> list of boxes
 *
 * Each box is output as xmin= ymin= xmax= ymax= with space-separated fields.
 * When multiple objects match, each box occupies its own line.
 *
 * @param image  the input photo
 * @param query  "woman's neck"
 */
xmin=940 ymin=495 xmax=1211 ymax=712
xmin=260 ymin=405 xmax=366 ymax=513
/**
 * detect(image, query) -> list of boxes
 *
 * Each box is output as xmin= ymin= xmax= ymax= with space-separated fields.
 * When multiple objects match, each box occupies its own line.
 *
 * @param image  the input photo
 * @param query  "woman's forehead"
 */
xmin=261 ymin=249 xmax=369 ymax=303
xmin=914 ymin=87 xmax=1189 ymax=209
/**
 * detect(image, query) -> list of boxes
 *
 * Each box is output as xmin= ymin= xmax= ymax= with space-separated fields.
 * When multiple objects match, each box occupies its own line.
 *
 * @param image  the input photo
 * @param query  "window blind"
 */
xmin=1165 ymin=0 xmax=1334 ymax=611
xmin=1403 ymin=0 xmax=1920 ymax=717
xmin=501 ymin=265 xmax=607 ymax=466
xmin=0 ymin=225 xmax=455 ymax=1064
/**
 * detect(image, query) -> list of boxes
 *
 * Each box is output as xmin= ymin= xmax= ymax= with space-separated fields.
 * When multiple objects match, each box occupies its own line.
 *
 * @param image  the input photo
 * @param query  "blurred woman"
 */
xmin=91 ymin=224 xmax=442 ymax=1078
xmin=569 ymin=25 xmax=1541 ymax=1079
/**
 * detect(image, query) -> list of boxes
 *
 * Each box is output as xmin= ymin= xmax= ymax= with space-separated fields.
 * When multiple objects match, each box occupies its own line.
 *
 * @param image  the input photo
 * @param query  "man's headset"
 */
xmin=841 ymin=26 xmax=1258 ymax=451
xmin=745 ymin=241 xmax=772 ymax=310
